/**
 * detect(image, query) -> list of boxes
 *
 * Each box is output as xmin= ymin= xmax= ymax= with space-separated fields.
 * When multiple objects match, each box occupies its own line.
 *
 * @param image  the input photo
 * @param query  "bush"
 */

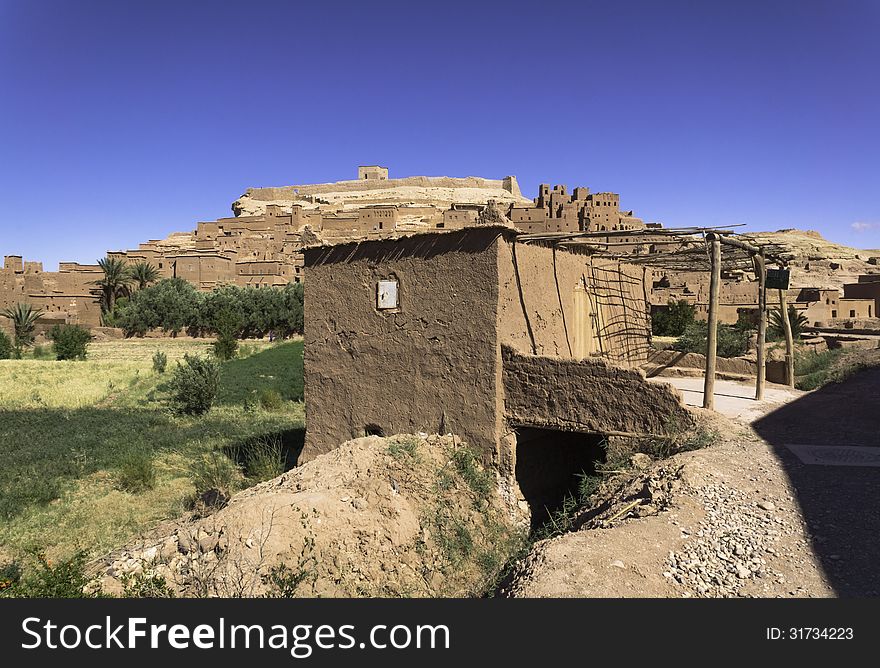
xmin=1 ymin=551 xmax=97 ymax=598
xmin=117 ymin=447 xmax=157 ymax=493
xmin=49 ymin=324 xmax=92 ymax=360
xmin=673 ymin=320 xmax=749 ymax=358
xmin=190 ymin=451 xmax=241 ymax=500
xmin=213 ymin=335 xmax=238 ymax=361
xmin=238 ymin=435 xmax=285 ymax=483
xmin=0 ymin=330 xmax=12 ymax=359
xmin=211 ymin=307 xmax=242 ymax=361
xmin=31 ymin=344 xmax=52 ymax=359
xmin=652 ymin=300 xmax=696 ymax=337
xmin=167 ymin=354 xmax=220 ymax=415
xmin=152 ymin=350 xmax=167 ymax=373
xmin=258 ymin=388 xmax=283 ymax=411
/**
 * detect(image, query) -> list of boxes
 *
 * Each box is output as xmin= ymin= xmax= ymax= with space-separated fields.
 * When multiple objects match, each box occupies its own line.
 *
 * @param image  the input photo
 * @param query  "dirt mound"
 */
xmin=95 ymin=434 xmax=522 ymax=598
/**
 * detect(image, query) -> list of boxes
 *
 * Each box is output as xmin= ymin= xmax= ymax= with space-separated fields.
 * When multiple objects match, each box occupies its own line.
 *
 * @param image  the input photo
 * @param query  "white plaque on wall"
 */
xmin=377 ymin=280 xmax=398 ymax=309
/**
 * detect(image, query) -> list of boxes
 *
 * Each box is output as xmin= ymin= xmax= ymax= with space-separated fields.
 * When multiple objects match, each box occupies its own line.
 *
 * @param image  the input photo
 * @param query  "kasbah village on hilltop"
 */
xmin=3 ymin=164 xmax=880 ymax=600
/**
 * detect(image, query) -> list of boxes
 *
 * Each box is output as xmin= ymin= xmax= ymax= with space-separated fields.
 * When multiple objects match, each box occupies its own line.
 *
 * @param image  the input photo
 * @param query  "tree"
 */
xmin=673 ymin=320 xmax=749 ymax=359
xmin=768 ymin=305 xmax=809 ymax=341
xmin=652 ymin=299 xmax=696 ymax=337
xmin=114 ymin=278 xmax=201 ymax=337
xmin=129 ymin=261 xmax=161 ymax=291
xmin=96 ymin=257 xmax=133 ymax=314
xmin=1 ymin=302 xmax=43 ymax=353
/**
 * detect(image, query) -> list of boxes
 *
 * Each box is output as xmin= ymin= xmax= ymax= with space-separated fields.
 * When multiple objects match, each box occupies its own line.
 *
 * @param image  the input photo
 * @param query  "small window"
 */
xmin=850 ymin=310 xmax=856 ymax=318
xmin=832 ymin=310 xmax=837 ymax=318
xmin=377 ymin=279 xmax=398 ymax=310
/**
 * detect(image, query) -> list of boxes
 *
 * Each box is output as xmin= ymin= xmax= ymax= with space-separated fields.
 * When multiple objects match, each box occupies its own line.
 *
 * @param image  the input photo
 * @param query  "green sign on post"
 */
xmin=766 ymin=268 xmax=790 ymax=290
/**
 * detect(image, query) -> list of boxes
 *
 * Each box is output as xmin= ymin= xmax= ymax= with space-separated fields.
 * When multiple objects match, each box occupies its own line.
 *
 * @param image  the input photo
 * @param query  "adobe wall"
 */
xmin=501 ymin=346 xmax=693 ymax=436
xmin=243 ymin=175 xmax=518 ymax=201
xmin=301 ymin=228 xmax=504 ymax=464
xmin=496 ymin=238 xmax=650 ymax=365
xmin=644 ymin=349 xmax=758 ymax=376
xmin=843 ymin=281 xmax=880 ymax=314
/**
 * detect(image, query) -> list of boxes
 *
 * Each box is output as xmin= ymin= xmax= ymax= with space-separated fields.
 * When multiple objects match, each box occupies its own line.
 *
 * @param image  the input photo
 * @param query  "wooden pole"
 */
xmin=703 ymin=234 xmax=721 ymax=410
xmin=754 ymin=252 xmax=767 ymax=400
xmin=778 ymin=287 xmax=795 ymax=388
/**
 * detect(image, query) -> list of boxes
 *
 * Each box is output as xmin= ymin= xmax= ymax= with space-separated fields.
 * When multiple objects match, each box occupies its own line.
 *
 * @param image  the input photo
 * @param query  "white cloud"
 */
xmin=851 ymin=221 xmax=880 ymax=232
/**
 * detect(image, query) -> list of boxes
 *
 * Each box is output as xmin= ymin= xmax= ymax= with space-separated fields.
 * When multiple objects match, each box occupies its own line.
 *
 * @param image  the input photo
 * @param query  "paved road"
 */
xmin=648 ymin=376 xmax=802 ymax=422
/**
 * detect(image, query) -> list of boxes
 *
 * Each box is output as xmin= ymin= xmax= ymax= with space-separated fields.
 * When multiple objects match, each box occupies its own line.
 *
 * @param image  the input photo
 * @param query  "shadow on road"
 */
xmin=752 ymin=368 xmax=880 ymax=597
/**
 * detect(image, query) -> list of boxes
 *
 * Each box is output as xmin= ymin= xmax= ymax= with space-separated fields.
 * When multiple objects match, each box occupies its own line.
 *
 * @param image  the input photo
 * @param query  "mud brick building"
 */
xmin=301 ymin=226 xmax=690 ymax=517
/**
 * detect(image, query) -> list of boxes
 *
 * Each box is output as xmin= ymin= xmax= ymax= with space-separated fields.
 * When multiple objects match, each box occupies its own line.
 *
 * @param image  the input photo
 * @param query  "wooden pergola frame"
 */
xmin=517 ymin=226 xmax=794 ymax=410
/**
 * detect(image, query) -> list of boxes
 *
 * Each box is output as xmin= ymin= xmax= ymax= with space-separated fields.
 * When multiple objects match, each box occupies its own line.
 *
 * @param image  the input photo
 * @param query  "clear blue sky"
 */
xmin=1 ymin=0 xmax=878 ymax=269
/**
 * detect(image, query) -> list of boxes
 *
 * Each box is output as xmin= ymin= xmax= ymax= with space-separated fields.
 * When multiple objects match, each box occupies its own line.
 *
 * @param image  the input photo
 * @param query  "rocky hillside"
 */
xmin=232 ymin=175 xmax=532 ymax=216
xmin=748 ymin=229 xmax=880 ymax=290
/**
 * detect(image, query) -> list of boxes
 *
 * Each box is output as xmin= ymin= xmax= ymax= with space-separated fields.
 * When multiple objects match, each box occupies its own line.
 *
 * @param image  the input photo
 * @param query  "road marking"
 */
xmin=784 ymin=444 xmax=880 ymax=467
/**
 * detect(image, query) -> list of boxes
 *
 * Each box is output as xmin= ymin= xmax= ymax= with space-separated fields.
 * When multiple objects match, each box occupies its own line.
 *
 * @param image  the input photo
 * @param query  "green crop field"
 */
xmin=0 ymin=338 xmax=304 ymax=565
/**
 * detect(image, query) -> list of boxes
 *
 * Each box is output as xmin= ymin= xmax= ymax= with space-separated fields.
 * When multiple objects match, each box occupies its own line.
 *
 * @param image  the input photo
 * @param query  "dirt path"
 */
xmin=506 ymin=369 xmax=880 ymax=598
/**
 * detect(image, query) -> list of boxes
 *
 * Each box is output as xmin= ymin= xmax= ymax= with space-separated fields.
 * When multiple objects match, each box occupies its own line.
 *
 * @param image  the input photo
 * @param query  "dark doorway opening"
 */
xmin=514 ymin=427 xmax=606 ymax=530
xmin=364 ymin=423 xmax=385 ymax=437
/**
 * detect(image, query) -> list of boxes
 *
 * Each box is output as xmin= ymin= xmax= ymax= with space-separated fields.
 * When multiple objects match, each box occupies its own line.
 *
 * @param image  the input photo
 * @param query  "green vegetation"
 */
xmin=129 ymin=261 xmax=161 ymax=291
xmin=1 ymin=302 xmax=43 ymax=355
xmin=791 ymin=347 xmax=876 ymax=391
xmin=116 ymin=447 xmax=157 ymax=493
xmin=769 ymin=305 xmax=809 ymax=341
xmin=0 ymin=551 xmax=98 ymax=599
xmin=114 ymin=278 xmax=200 ymax=336
xmin=0 ymin=330 xmax=13 ymax=359
xmin=96 ymin=256 xmax=133 ymax=314
xmin=152 ymin=349 xmax=167 ymax=373
xmin=217 ymin=340 xmax=304 ymax=404
xmin=673 ymin=320 xmax=750 ymax=358
xmin=0 ymin=339 xmax=304 ymax=571
xmin=167 ymin=354 xmax=221 ymax=415
xmin=49 ymin=324 xmax=92 ymax=361
xmin=651 ymin=299 xmax=696 ymax=337
xmin=112 ymin=279 xmax=305 ymax=340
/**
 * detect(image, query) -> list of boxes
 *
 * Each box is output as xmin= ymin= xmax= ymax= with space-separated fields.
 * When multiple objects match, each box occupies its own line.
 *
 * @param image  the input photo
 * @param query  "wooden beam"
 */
xmin=716 ymin=235 xmax=762 ymax=255
xmin=778 ymin=287 xmax=795 ymax=388
xmin=753 ymin=252 xmax=767 ymax=400
xmin=703 ymin=234 xmax=722 ymax=410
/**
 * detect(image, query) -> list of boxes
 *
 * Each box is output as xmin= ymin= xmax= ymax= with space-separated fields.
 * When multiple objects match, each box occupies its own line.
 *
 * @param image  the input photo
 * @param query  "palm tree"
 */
xmin=130 ymin=261 xmax=160 ymax=291
xmin=768 ymin=305 xmax=809 ymax=341
xmin=1 ymin=302 xmax=43 ymax=351
xmin=96 ymin=257 xmax=133 ymax=313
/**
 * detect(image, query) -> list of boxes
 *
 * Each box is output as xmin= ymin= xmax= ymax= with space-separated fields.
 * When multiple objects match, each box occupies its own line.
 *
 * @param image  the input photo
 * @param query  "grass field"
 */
xmin=0 ymin=338 xmax=304 ymax=564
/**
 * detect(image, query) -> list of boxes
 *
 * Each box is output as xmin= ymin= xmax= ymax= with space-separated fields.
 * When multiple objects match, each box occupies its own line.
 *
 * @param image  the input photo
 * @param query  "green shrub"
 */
xmin=190 ymin=451 xmax=241 ymax=498
xmin=31 ymin=344 xmax=50 ymax=359
xmin=652 ymin=300 xmax=696 ymax=337
xmin=152 ymin=350 xmax=167 ymax=373
xmin=121 ymin=570 xmax=175 ymax=598
xmin=117 ymin=447 xmax=156 ymax=493
xmin=213 ymin=335 xmax=238 ymax=361
xmin=239 ymin=435 xmax=285 ymax=483
xmin=168 ymin=354 xmax=220 ymax=415
xmin=0 ymin=330 xmax=12 ymax=359
xmin=49 ymin=324 xmax=92 ymax=360
xmin=1 ymin=551 xmax=97 ymax=598
xmin=674 ymin=320 xmax=749 ymax=358
xmin=258 ymin=388 xmax=283 ymax=411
